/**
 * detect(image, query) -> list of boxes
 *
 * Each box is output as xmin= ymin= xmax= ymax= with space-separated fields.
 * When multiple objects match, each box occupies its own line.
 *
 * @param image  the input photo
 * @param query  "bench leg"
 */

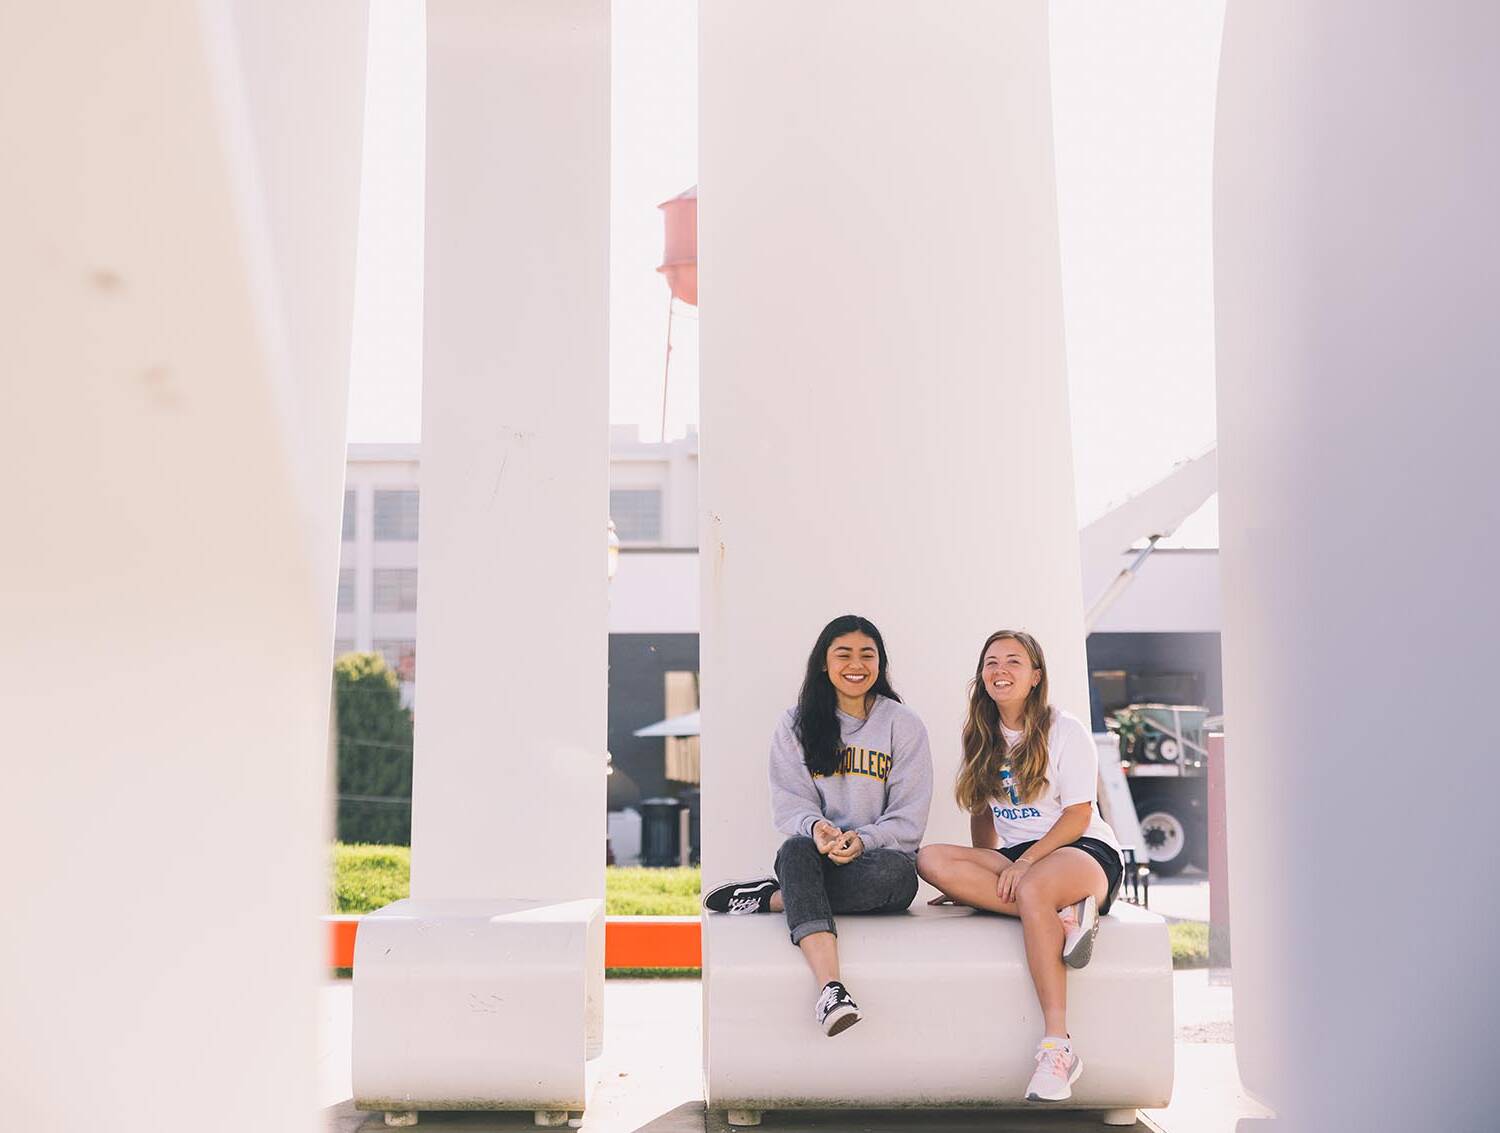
xmin=383 ymin=1112 xmax=417 ymax=1128
xmin=533 ymin=1111 xmax=570 ymax=1127
xmin=726 ymin=1109 xmax=763 ymax=1126
xmin=1101 ymin=1108 xmax=1137 ymax=1126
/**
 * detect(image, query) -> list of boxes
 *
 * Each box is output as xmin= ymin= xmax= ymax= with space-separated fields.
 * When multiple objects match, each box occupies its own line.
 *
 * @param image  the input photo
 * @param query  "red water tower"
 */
xmin=656 ymin=185 xmax=697 ymax=306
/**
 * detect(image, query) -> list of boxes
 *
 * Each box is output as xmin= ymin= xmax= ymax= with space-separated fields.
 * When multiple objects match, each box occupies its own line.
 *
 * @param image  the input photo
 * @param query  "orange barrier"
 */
xmin=604 ymin=916 xmax=701 ymax=968
xmin=326 ymin=914 xmax=701 ymax=970
xmin=328 ymin=915 xmax=360 ymax=968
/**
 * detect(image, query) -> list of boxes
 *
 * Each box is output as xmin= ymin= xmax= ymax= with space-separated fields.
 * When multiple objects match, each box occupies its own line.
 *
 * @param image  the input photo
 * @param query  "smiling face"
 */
xmin=980 ymin=636 xmax=1041 ymax=718
xmin=825 ymin=631 xmax=880 ymax=706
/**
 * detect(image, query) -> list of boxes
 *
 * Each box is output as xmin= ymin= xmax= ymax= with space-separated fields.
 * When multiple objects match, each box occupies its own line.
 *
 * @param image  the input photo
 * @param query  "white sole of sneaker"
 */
xmin=1062 ymin=895 xmax=1100 ymax=969
xmin=1025 ymin=1053 xmax=1083 ymax=1102
xmin=822 ymin=1005 xmax=861 ymax=1037
xmin=702 ymin=877 xmax=778 ymax=914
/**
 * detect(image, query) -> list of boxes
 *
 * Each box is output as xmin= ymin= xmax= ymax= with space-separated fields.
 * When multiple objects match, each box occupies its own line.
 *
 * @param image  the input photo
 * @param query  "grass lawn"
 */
xmin=331 ymin=845 xmax=1210 ymax=970
xmin=1168 ymin=920 xmax=1210 ymax=968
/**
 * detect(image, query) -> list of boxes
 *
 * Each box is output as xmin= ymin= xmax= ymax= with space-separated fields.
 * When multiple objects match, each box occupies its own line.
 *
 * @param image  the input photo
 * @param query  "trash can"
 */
xmin=679 ymin=788 xmax=701 ymax=866
xmin=638 ymin=797 xmax=682 ymax=867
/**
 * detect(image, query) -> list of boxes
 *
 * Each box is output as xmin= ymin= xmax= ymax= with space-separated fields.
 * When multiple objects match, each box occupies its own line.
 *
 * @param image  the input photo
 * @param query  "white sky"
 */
xmin=346 ymin=0 xmax=1224 ymax=532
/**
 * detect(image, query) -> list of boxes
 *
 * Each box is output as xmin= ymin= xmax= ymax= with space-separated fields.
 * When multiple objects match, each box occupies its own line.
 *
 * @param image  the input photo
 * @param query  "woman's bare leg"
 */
xmin=797 ymin=930 xmax=840 ymax=984
xmin=916 ymin=844 xmax=1019 ymax=913
xmin=919 ymin=843 xmax=1108 ymax=1037
xmin=1014 ymin=849 xmax=1109 ymax=1036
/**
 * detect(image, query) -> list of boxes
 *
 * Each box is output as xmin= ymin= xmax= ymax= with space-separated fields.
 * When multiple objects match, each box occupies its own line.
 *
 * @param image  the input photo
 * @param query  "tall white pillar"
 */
xmin=1215 ymin=3 xmax=1500 ymax=1128
xmin=0 ymin=2 xmax=368 ymax=1130
xmin=700 ymin=1 xmax=1089 ymax=881
xmin=411 ymin=0 xmax=610 ymax=902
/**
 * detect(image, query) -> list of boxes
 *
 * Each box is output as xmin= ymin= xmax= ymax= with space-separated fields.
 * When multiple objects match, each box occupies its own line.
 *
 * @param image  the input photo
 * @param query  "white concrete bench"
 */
xmin=352 ymin=898 xmax=604 ymax=1127
xmin=703 ymin=901 xmax=1173 ymax=1126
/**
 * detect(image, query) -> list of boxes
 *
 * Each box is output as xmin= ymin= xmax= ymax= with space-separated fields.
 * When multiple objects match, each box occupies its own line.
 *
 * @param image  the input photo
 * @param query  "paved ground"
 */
xmin=1138 ymin=868 xmax=1209 ymax=924
xmin=321 ymin=955 xmax=1269 ymax=1132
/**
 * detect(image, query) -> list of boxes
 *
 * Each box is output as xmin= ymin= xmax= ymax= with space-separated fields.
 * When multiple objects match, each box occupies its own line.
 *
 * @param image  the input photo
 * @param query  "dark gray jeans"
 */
xmin=773 ymin=834 xmax=920 ymax=945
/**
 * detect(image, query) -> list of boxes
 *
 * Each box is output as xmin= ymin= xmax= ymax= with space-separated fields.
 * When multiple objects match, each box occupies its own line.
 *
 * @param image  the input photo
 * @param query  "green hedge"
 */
xmin=601 ymin=867 xmax=701 ymax=916
xmin=332 ymin=843 xmax=410 ymax=914
xmin=330 ymin=847 xmax=699 ymax=916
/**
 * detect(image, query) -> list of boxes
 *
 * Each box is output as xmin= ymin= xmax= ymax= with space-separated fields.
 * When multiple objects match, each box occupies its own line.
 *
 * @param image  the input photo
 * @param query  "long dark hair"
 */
xmin=793 ymin=614 xmax=901 ymax=775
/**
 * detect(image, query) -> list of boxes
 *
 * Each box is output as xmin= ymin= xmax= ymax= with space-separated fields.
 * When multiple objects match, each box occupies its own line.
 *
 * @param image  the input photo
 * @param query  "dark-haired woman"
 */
xmin=917 ymin=630 xmax=1123 ymax=1103
xmin=702 ymin=614 xmax=933 ymax=1036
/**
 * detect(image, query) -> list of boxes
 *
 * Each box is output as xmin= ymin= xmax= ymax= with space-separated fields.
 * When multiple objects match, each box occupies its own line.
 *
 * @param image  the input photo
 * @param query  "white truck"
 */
xmin=1107 ymin=703 xmax=1210 ymax=876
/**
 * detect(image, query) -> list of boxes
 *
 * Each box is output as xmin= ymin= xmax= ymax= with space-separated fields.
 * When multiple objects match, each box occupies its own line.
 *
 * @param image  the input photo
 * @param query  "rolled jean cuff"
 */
xmin=789 ymin=917 xmax=837 ymax=946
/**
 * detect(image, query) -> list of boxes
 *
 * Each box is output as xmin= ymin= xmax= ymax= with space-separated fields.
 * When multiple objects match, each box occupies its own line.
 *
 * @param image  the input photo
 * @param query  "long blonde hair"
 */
xmin=955 ymin=630 xmax=1054 ymax=813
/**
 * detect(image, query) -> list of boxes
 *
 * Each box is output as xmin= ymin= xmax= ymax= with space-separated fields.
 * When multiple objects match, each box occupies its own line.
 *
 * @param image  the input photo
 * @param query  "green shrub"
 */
xmin=332 ymin=842 xmax=411 ymax=914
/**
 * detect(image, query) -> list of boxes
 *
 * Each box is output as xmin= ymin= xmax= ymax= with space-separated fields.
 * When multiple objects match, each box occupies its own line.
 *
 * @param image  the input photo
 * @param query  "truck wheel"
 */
xmin=1138 ymin=802 xmax=1192 ymax=876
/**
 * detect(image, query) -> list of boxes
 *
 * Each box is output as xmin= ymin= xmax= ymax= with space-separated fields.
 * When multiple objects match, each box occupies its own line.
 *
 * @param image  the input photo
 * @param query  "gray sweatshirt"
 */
xmin=768 ymin=695 xmax=933 ymax=857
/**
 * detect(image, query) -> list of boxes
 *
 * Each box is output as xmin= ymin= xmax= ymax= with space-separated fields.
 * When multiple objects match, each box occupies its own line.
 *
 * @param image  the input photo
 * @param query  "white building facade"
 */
xmin=336 ymin=430 xmax=701 ymax=679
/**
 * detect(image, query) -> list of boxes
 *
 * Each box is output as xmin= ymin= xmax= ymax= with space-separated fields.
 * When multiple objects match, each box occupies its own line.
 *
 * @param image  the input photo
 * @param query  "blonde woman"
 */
xmin=917 ymin=630 xmax=1123 ymax=1103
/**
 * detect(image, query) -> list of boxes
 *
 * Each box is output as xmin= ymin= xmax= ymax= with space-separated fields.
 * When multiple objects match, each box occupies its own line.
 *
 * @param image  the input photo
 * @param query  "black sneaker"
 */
xmin=815 ymin=980 xmax=861 ymax=1036
xmin=702 ymin=877 xmax=779 ymax=914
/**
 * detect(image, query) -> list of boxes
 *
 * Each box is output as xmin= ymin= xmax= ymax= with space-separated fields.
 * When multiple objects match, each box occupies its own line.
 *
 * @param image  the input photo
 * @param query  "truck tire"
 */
xmin=1137 ymin=799 xmax=1194 ymax=877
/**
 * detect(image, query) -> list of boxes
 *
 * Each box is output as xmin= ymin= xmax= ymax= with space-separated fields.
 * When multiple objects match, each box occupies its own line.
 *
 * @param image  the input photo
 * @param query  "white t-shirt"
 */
xmin=989 ymin=708 xmax=1121 ymax=855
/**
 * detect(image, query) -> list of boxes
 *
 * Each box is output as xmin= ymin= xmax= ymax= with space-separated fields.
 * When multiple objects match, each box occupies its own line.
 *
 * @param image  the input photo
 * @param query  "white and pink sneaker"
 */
xmin=1060 ymin=893 xmax=1100 ymax=969
xmin=1025 ymin=1038 xmax=1083 ymax=1102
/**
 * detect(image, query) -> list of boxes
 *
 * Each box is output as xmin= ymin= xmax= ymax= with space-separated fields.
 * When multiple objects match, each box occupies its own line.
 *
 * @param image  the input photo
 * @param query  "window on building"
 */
xmin=373 ymin=568 xmax=418 ymax=612
xmin=337 ymin=569 xmax=355 ymax=612
xmin=373 ymin=489 xmax=420 ymax=541
xmin=341 ymin=489 xmax=356 ymax=540
xmin=374 ymin=639 xmax=417 ymax=683
xmin=333 ymin=638 xmax=355 ymax=657
xmin=610 ymin=488 xmax=663 ymax=543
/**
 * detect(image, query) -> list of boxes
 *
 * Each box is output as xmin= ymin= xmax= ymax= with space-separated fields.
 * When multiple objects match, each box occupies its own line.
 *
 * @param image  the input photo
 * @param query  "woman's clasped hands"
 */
xmin=812 ymin=818 xmax=864 ymax=865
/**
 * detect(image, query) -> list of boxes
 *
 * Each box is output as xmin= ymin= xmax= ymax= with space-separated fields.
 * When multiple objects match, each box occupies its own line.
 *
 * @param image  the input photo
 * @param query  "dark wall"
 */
xmin=1085 ymin=632 xmax=1223 ymax=732
xmin=608 ymin=632 xmax=700 ymax=810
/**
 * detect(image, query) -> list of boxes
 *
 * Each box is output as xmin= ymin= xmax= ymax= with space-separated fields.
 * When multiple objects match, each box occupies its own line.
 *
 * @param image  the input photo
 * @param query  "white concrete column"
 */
xmin=1215 ymin=3 xmax=1499 ymax=1128
xmin=411 ymin=0 xmax=610 ymax=901
xmin=700 ymin=2 xmax=1089 ymax=881
xmin=0 ymin=2 xmax=368 ymax=1130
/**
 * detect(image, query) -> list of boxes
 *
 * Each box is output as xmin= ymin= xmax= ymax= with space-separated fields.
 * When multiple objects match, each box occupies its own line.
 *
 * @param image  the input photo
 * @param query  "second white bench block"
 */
xmin=353 ymin=898 xmax=604 ymax=1113
xmin=704 ymin=902 xmax=1173 ymax=1112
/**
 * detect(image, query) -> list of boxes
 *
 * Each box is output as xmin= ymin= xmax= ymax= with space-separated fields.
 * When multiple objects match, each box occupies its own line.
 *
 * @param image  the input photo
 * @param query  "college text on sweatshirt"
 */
xmin=768 ymin=695 xmax=934 ymax=857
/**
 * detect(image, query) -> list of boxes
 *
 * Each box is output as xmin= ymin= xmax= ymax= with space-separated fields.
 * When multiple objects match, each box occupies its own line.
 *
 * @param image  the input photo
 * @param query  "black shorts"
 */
xmin=996 ymin=836 xmax=1124 ymax=915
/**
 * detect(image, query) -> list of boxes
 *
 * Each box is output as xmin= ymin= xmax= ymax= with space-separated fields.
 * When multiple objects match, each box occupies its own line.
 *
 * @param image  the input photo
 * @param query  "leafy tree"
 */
xmin=334 ymin=652 xmax=413 ymax=844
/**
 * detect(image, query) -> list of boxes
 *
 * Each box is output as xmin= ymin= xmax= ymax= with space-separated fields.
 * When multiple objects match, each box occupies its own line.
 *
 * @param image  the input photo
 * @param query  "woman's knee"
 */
xmin=872 ymin=852 xmax=919 ymax=904
xmin=1015 ymin=874 xmax=1054 ymax=916
xmin=775 ymin=834 xmax=819 ymax=870
xmin=916 ymin=843 xmax=952 ymax=883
